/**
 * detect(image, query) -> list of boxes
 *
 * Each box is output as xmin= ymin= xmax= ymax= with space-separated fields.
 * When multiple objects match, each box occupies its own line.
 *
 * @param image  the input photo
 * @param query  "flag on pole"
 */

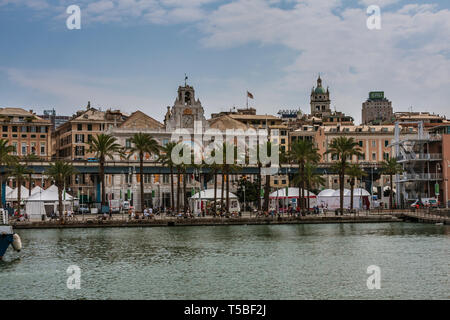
xmin=247 ymin=91 xmax=254 ymax=99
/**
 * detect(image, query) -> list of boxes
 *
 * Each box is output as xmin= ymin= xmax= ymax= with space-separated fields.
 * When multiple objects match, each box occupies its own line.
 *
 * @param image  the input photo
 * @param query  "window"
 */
xmin=12 ymin=126 xmax=17 ymax=132
xmin=40 ymin=142 xmax=45 ymax=156
xmin=40 ymin=135 xmax=46 ymax=139
xmin=144 ymin=174 xmax=151 ymax=183
xmin=282 ymin=180 xmax=286 ymax=184
xmin=372 ymin=140 xmax=376 ymax=147
xmin=125 ymin=139 xmax=131 ymax=148
xmin=77 ymin=124 xmax=82 ymax=131
xmin=12 ymin=142 xmax=17 ymax=155
xmin=384 ymin=140 xmax=389 ymax=147
xmin=31 ymin=134 xmax=36 ymax=138
xmin=358 ymin=154 xmax=365 ymax=161
xmin=383 ymin=153 xmax=390 ymax=160
xmin=40 ymin=126 xmax=46 ymax=133
xmin=358 ymin=141 xmax=363 ymax=147
xmin=274 ymin=180 xmax=278 ymax=185
xmin=2 ymin=134 xmax=6 ymax=138
xmin=21 ymin=143 xmax=27 ymax=155
xmin=162 ymin=139 xmax=168 ymax=146
xmin=75 ymin=134 xmax=85 ymax=143
xmin=372 ymin=153 xmax=376 ymax=161
xmin=31 ymin=142 xmax=36 ymax=155
xmin=75 ymin=146 xmax=85 ymax=156
xmin=30 ymin=126 xmax=37 ymax=133
xmin=87 ymin=124 xmax=92 ymax=131
xmin=21 ymin=126 xmax=28 ymax=132
xmin=87 ymin=134 xmax=92 ymax=142
xmin=281 ymin=138 xmax=286 ymax=144
xmin=2 ymin=126 xmax=7 ymax=132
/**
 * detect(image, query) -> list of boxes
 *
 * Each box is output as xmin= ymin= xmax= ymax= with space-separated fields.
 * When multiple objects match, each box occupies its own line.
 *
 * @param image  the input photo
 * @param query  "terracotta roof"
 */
xmin=208 ymin=115 xmax=251 ymax=130
xmin=119 ymin=110 xmax=163 ymax=129
xmin=0 ymin=107 xmax=48 ymax=123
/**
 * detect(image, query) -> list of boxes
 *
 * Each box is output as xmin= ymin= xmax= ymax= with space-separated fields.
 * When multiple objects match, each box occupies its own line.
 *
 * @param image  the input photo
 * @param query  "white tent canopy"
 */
xmin=30 ymin=185 xmax=44 ymax=196
xmin=26 ymin=185 xmax=73 ymax=202
xmin=317 ymin=188 xmax=371 ymax=209
xmin=331 ymin=189 xmax=351 ymax=197
xmin=5 ymin=185 xmax=12 ymax=196
xmin=317 ymin=189 xmax=334 ymax=197
xmin=269 ymin=187 xmax=316 ymax=198
xmin=353 ymin=188 xmax=371 ymax=196
xmin=190 ymin=189 xmax=240 ymax=214
xmin=26 ymin=185 xmax=74 ymax=221
xmin=6 ymin=185 xmax=30 ymax=201
xmin=191 ymin=189 xmax=237 ymax=199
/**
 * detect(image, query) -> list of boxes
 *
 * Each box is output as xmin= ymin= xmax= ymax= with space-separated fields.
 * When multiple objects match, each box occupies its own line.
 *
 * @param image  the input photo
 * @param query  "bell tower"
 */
xmin=310 ymin=75 xmax=331 ymax=117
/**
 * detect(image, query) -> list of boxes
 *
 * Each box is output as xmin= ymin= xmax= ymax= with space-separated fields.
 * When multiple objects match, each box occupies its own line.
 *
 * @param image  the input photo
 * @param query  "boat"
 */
xmin=0 ymin=208 xmax=22 ymax=260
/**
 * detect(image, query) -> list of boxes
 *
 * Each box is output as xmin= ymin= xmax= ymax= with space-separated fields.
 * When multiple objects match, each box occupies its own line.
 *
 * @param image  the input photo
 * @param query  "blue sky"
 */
xmin=1 ymin=0 xmax=449 ymax=124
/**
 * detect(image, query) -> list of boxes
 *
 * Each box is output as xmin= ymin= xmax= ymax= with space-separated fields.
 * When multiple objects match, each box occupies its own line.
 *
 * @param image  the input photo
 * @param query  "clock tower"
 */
xmin=164 ymin=84 xmax=208 ymax=131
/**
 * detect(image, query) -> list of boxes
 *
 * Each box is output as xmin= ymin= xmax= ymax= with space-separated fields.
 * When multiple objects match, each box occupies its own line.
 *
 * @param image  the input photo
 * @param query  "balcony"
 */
xmin=397 ymin=153 xmax=442 ymax=162
xmin=395 ymin=173 xmax=442 ymax=182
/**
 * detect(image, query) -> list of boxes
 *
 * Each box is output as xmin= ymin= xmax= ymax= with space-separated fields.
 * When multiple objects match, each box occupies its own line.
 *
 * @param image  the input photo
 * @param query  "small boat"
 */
xmin=0 ymin=208 xmax=22 ymax=260
xmin=435 ymin=222 xmax=444 ymax=226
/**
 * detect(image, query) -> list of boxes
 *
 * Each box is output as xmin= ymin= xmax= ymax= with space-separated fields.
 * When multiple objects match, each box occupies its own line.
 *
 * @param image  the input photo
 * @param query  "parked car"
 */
xmin=410 ymin=198 xmax=438 ymax=208
xmin=122 ymin=201 xmax=130 ymax=211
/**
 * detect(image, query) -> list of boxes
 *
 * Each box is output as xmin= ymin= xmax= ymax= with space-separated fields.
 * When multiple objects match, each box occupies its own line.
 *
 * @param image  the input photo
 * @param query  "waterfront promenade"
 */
xmin=11 ymin=211 xmax=406 ymax=229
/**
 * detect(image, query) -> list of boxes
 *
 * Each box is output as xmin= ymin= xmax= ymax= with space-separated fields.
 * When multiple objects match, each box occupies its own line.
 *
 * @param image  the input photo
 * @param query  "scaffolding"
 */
xmin=392 ymin=121 xmax=442 ymax=207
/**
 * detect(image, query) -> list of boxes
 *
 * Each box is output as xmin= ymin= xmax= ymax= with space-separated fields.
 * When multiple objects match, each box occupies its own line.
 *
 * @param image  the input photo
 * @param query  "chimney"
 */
xmin=87 ymin=101 xmax=91 ymax=110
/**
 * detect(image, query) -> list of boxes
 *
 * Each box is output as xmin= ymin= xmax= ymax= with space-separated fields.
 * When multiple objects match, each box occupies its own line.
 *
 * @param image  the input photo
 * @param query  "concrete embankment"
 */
xmin=12 ymin=215 xmax=404 ymax=229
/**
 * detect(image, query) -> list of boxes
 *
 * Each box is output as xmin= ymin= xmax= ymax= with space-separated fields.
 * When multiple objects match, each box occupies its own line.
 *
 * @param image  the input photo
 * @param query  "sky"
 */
xmin=1 ymin=0 xmax=449 ymax=125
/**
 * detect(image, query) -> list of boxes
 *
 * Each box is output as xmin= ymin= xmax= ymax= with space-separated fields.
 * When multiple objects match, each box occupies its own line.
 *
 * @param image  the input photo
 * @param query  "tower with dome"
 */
xmin=310 ymin=75 xmax=331 ymax=117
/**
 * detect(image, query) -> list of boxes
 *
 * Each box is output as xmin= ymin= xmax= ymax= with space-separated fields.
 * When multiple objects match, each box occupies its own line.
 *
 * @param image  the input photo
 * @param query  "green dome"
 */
xmin=315 ymin=86 xmax=326 ymax=94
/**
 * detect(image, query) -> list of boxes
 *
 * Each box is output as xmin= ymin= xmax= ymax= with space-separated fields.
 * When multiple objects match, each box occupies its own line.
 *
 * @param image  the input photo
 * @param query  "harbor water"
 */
xmin=0 ymin=223 xmax=448 ymax=299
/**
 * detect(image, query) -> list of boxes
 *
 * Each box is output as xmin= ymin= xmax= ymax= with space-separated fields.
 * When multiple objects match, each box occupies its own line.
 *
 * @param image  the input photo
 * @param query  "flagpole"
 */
xmin=246 ymin=91 xmax=248 ymax=109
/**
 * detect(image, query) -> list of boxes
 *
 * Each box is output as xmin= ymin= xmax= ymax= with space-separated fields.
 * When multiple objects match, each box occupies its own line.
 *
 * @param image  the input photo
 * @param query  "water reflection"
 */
xmin=1 ymin=223 xmax=449 ymax=299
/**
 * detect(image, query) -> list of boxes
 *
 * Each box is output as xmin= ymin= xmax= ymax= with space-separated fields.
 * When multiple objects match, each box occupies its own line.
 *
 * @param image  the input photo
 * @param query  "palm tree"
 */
xmin=0 ymin=139 xmax=17 ymax=208
xmin=381 ymin=158 xmax=403 ymax=209
xmin=325 ymin=137 xmax=363 ymax=215
xmin=10 ymin=164 xmax=32 ymax=216
xmin=87 ymin=134 xmax=124 ymax=206
xmin=218 ymin=142 xmax=241 ymax=214
xmin=159 ymin=142 xmax=177 ymax=211
xmin=303 ymin=163 xmax=325 ymax=212
xmin=45 ymin=161 xmax=78 ymax=221
xmin=128 ymin=133 xmax=160 ymax=212
xmin=347 ymin=164 xmax=367 ymax=211
xmin=21 ymin=153 xmax=42 ymax=196
xmin=289 ymin=140 xmax=321 ymax=213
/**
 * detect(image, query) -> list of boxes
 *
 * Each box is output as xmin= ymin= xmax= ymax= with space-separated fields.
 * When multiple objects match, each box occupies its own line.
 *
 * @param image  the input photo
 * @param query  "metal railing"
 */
xmin=396 ymin=173 xmax=442 ymax=182
xmin=397 ymin=153 xmax=442 ymax=162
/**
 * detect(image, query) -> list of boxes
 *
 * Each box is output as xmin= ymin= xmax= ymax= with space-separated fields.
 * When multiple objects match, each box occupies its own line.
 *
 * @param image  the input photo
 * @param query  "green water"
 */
xmin=0 ymin=223 xmax=449 ymax=299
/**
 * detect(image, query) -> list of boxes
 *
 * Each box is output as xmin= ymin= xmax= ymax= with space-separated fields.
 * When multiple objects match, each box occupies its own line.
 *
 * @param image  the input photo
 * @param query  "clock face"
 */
xmin=182 ymin=114 xmax=194 ymax=128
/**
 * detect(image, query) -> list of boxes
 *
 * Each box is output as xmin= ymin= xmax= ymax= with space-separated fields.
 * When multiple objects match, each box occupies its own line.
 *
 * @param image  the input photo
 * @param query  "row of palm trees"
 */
xmin=0 ymin=133 xmax=404 ymax=221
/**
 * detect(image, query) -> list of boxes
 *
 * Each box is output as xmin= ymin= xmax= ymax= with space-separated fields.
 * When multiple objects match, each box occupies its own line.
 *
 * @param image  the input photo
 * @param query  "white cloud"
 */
xmin=2 ymin=0 xmax=450 ymax=123
xmin=195 ymin=0 xmax=450 ymax=122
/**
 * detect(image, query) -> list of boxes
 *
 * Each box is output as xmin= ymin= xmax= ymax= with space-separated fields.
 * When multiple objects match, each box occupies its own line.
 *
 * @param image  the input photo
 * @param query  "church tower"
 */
xmin=164 ymin=84 xmax=208 ymax=131
xmin=310 ymin=75 xmax=331 ymax=117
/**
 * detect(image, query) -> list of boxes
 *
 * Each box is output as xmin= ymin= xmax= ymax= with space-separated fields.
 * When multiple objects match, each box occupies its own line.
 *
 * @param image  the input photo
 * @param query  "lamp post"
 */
xmin=243 ymin=184 xmax=246 ymax=217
